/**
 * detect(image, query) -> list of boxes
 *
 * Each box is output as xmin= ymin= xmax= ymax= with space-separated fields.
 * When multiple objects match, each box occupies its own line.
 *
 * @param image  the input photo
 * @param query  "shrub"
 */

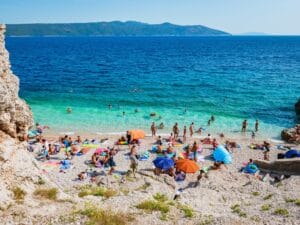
xmin=179 ymin=205 xmax=194 ymax=218
xmin=135 ymin=183 xmax=150 ymax=191
xmin=261 ymin=204 xmax=271 ymax=211
xmin=153 ymin=193 xmax=168 ymax=202
xmin=136 ymin=200 xmax=169 ymax=214
xmin=295 ymin=199 xmax=300 ymax=206
xmin=34 ymin=188 xmax=57 ymax=200
xmin=230 ymin=204 xmax=247 ymax=217
xmin=78 ymin=186 xmax=117 ymax=199
xmin=79 ymin=203 xmax=134 ymax=225
xmin=263 ymin=194 xmax=273 ymax=200
xmin=274 ymin=208 xmax=289 ymax=216
xmin=12 ymin=187 xmax=26 ymax=201
xmin=252 ymin=192 xmax=260 ymax=196
xmin=199 ymin=215 xmax=214 ymax=225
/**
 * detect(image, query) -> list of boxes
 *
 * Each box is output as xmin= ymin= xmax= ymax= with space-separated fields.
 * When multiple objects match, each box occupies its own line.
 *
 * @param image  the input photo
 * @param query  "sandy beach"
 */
xmin=19 ymin=130 xmax=299 ymax=225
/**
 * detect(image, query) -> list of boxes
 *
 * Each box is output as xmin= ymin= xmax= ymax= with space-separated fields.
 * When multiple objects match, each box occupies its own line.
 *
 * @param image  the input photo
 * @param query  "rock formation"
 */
xmin=0 ymin=23 xmax=36 ymax=208
xmin=281 ymin=124 xmax=300 ymax=144
xmin=0 ymin=24 xmax=33 ymax=141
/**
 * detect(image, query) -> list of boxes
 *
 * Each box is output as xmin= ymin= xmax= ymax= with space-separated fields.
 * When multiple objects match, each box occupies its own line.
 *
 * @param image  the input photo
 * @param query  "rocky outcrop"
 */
xmin=0 ymin=24 xmax=33 ymax=141
xmin=254 ymin=158 xmax=300 ymax=175
xmin=281 ymin=124 xmax=300 ymax=144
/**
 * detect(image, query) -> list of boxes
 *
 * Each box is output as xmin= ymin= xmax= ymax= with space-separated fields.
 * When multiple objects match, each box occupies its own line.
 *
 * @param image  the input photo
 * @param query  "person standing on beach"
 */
xmin=242 ymin=120 xmax=247 ymax=132
xmin=207 ymin=119 xmax=211 ymax=126
xmin=255 ymin=120 xmax=259 ymax=132
xmin=183 ymin=126 xmax=187 ymax=143
xmin=129 ymin=145 xmax=139 ymax=177
xmin=189 ymin=122 xmax=194 ymax=137
xmin=151 ymin=122 xmax=156 ymax=137
xmin=173 ymin=123 xmax=179 ymax=139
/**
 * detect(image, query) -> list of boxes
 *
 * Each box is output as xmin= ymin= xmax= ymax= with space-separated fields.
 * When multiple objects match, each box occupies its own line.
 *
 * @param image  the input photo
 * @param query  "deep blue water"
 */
xmin=6 ymin=36 xmax=300 ymax=137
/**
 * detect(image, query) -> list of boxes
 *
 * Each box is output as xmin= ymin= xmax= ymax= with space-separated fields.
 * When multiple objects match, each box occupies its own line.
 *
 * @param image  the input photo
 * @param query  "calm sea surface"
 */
xmin=6 ymin=36 xmax=300 ymax=138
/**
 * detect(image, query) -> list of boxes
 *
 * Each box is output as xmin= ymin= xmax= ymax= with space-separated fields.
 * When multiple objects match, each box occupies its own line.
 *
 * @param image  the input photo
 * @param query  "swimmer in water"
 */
xmin=108 ymin=104 xmax=112 ymax=109
xmin=122 ymin=111 xmax=125 ymax=116
xmin=67 ymin=107 xmax=72 ymax=114
xmin=134 ymin=108 xmax=139 ymax=113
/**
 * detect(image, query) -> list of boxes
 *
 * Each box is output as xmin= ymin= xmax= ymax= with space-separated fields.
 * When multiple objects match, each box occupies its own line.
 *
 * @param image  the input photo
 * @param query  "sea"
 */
xmin=6 ymin=36 xmax=300 ymax=138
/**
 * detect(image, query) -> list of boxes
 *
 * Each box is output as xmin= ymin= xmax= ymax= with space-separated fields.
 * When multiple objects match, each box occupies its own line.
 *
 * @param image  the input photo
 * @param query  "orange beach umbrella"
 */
xmin=130 ymin=129 xmax=145 ymax=140
xmin=175 ymin=159 xmax=200 ymax=173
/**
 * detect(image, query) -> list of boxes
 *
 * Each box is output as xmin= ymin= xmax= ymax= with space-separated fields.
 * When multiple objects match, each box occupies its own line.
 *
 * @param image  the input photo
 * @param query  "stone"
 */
xmin=254 ymin=158 xmax=300 ymax=175
xmin=0 ymin=24 xmax=33 ymax=140
xmin=281 ymin=124 xmax=300 ymax=144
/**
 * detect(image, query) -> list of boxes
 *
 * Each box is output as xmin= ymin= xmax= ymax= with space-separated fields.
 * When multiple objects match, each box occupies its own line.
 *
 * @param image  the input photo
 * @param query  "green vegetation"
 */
xmin=136 ymin=200 xmax=169 ymax=214
xmin=12 ymin=187 xmax=26 ymax=201
xmin=6 ymin=21 xmax=229 ymax=37
xmin=285 ymin=198 xmax=300 ymax=206
xmin=199 ymin=215 xmax=214 ymax=225
xmin=78 ymin=186 xmax=117 ymax=199
xmin=37 ymin=178 xmax=46 ymax=185
xmin=274 ymin=208 xmax=289 ymax=216
xmin=250 ymin=215 xmax=261 ymax=222
xmin=285 ymin=198 xmax=296 ymax=203
xmin=135 ymin=183 xmax=150 ymax=191
xmin=263 ymin=194 xmax=273 ymax=200
xmin=230 ymin=204 xmax=247 ymax=218
xmin=33 ymin=188 xmax=58 ymax=200
xmin=78 ymin=203 xmax=134 ymax=225
xmin=252 ymin=191 xmax=260 ymax=196
xmin=179 ymin=205 xmax=194 ymax=218
xmin=261 ymin=204 xmax=271 ymax=211
xmin=153 ymin=193 xmax=168 ymax=202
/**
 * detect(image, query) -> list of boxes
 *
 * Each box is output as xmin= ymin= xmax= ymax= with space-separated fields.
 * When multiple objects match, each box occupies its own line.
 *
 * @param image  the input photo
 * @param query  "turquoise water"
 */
xmin=6 ymin=36 xmax=300 ymax=138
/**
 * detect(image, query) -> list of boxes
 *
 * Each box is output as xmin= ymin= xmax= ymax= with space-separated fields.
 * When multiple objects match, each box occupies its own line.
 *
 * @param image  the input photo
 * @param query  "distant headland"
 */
xmin=6 ymin=21 xmax=230 ymax=37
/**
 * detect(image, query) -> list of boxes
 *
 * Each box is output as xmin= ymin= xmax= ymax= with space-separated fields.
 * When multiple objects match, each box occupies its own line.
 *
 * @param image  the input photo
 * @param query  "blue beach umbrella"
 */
xmin=153 ymin=157 xmax=174 ymax=170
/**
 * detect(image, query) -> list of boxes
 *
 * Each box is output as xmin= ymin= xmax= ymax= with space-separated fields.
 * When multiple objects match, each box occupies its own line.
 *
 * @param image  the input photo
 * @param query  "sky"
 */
xmin=0 ymin=0 xmax=299 ymax=35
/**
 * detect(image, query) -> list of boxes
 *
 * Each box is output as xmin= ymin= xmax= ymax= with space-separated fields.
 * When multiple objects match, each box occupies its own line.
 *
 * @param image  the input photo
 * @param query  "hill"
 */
xmin=6 ymin=21 xmax=229 ymax=36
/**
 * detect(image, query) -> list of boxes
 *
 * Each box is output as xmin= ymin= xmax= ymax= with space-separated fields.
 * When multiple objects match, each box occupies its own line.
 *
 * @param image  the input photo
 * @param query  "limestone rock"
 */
xmin=281 ymin=124 xmax=300 ymax=144
xmin=0 ymin=24 xmax=33 ymax=141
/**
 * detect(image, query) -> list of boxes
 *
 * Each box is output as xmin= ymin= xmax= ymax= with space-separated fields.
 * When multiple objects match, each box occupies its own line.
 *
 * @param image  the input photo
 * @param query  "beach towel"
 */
xmin=244 ymin=163 xmax=258 ymax=174
xmin=285 ymin=150 xmax=300 ymax=158
xmin=40 ymin=161 xmax=60 ymax=171
xmin=82 ymin=144 xmax=100 ymax=149
xmin=139 ymin=151 xmax=150 ymax=161
xmin=60 ymin=160 xmax=71 ymax=170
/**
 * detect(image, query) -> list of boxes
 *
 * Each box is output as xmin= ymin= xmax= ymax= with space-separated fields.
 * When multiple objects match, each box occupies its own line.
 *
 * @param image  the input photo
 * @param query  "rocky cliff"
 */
xmin=0 ymin=24 xmax=33 ymax=141
xmin=0 ymin=23 xmax=35 ymax=207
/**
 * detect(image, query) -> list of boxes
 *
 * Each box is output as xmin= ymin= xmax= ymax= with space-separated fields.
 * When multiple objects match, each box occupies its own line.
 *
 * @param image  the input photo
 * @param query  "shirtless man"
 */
xmin=242 ymin=120 xmax=247 ymax=132
xmin=189 ymin=122 xmax=194 ymax=137
xmin=151 ymin=122 xmax=156 ymax=137
xmin=173 ymin=123 xmax=179 ymax=139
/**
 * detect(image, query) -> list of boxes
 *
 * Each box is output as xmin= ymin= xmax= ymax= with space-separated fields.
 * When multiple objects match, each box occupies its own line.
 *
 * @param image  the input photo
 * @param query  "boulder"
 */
xmin=281 ymin=124 xmax=300 ymax=144
xmin=254 ymin=158 xmax=300 ymax=175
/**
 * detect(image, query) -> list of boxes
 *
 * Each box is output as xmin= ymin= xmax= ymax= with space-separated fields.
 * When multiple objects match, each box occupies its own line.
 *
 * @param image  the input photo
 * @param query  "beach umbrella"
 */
xmin=130 ymin=129 xmax=145 ymax=139
xmin=153 ymin=157 xmax=174 ymax=170
xmin=175 ymin=159 xmax=200 ymax=173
